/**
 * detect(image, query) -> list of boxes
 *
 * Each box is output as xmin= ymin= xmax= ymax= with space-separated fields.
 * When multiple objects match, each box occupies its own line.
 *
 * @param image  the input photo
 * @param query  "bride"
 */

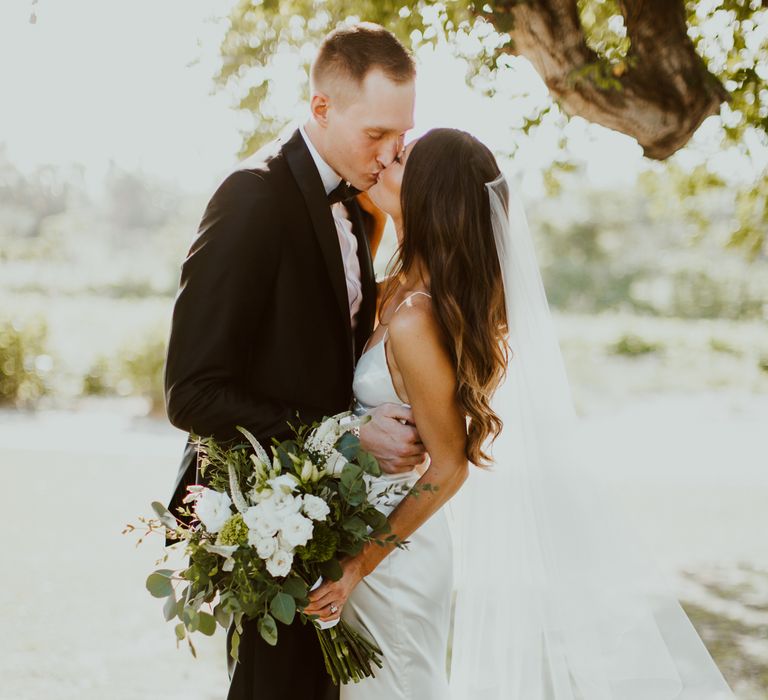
xmin=304 ymin=128 xmax=736 ymax=700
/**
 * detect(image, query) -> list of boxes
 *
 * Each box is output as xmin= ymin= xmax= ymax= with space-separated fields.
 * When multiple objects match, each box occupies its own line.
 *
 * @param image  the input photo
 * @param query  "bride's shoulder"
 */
xmin=387 ymin=295 xmax=456 ymax=390
xmin=387 ymin=294 xmax=444 ymax=351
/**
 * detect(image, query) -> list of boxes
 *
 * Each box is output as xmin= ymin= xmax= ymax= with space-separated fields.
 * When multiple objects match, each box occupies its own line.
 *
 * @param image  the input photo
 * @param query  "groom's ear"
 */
xmin=310 ymin=93 xmax=331 ymax=127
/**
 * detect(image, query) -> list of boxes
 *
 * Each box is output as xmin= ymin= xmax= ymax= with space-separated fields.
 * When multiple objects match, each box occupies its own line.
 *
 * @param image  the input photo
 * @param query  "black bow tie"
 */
xmin=327 ymin=181 xmax=361 ymax=205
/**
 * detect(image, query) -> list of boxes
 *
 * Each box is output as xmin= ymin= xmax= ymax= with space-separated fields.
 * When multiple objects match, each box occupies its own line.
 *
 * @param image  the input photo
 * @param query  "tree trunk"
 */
xmin=486 ymin=0 xmax=728 ymax=160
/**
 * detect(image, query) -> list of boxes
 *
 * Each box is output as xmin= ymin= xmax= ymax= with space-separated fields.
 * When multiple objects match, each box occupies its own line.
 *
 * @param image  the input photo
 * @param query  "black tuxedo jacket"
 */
xmin=163 ymin=128 xmax=377 ymax=528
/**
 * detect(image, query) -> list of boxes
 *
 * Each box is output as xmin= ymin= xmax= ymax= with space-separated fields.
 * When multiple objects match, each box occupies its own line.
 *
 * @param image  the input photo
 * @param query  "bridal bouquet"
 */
xmin=126 ymin=412 xmax=416 ymax=685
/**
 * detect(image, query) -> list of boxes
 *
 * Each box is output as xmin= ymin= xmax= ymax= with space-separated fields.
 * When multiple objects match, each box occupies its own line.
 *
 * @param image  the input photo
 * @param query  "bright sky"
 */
xmin=0 ymin=0 xmax=723 ymax=197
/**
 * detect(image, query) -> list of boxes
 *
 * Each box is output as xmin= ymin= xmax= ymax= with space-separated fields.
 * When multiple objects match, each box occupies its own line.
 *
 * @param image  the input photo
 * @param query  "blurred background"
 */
xmin=1 ymin=1 xmax=766 ymax=698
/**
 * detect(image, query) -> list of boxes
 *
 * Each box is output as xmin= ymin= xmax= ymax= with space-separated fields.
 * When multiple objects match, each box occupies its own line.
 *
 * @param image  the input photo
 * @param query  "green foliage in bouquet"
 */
xmin=126 ymin=412 xmax=427 ymax=685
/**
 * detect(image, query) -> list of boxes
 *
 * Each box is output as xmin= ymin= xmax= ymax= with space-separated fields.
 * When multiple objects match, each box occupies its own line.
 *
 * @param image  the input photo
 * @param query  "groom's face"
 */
xmin=313 ymin=68 xmax=415 ymax=191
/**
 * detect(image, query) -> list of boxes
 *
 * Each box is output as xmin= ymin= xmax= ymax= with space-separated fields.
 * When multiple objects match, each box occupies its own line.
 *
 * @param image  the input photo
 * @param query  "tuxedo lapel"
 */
xmin=283 ymin=129 xmax=353 ymax=352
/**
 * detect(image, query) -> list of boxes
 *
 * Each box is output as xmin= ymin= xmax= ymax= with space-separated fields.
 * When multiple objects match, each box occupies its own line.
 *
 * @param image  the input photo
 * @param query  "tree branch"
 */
xmin=487 ymin=0 xmax=729 ymax=160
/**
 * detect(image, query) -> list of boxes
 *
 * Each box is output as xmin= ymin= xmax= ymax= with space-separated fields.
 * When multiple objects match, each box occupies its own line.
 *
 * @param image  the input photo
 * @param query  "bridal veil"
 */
xmin=447 ymin=173 xmax=736 ymax=699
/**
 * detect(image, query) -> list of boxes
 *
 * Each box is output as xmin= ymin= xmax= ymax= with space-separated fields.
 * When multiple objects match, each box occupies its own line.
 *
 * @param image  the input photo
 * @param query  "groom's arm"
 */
xmin=163 ymin=169 xmax=318 ymax=442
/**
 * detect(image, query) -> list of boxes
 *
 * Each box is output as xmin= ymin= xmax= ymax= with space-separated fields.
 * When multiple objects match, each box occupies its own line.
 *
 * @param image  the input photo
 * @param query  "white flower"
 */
xmin=202 ymin=542 xmax=238 ymax=558
xmin=326 ymin=450 xmax=347 ymax=476
xmin=279 ymin=512 xmax=314 ymax=549
xmin=243 ymin=504 xmax=280 ymax=538
xmin=300 ymin=459 xmax=314 ymax=482
xmin=302 ymin=494 xmax=330 ymax=522
xmin=248 ymin=487 xmax=273 ymax=504
xmin=182 ymin=484 xmax=205 ymax=504
xmin=268 ymin=473 xmax=299 ymax=494
xmin=315 ymin=418 xmax=339 ymax=444
xmin=307 ymin=417 xmax=342 ymax=454
xmin=249 ymin=453 xmax=268 ymax=479
xmin=266 ymin=549 xmax=294 ymax=578
xmin=194 ymin=488 xmax=232 ymax=533
xmin=248 ymin=531 xmax=278 ymax=559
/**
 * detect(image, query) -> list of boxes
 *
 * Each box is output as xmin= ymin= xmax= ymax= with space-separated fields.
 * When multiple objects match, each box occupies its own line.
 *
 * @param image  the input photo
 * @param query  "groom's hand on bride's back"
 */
xmin=359 ymin=404 xmax=427 ymax=474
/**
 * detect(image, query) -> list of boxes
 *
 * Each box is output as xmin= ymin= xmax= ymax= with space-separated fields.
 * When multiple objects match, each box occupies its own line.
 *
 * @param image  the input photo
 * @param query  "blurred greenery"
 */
xmin=118 ymin=332 xmax=167 ymax=416
xmin=0 ymin=317 xmax=50 ymax=406
xmin=81 ymin=332 xmax=168 ymax=416
xmin=608 ymin=333 xmax=663 ymax=357
xmin=530 ymin=184 xmax=768 ymax=320
xmin=215 ymin=0 xmax=768 ymax=257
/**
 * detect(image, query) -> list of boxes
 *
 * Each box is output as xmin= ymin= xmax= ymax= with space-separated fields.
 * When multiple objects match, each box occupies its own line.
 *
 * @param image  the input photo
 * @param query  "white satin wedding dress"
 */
xmin=340 ymin=291 xmax=453 ymax=700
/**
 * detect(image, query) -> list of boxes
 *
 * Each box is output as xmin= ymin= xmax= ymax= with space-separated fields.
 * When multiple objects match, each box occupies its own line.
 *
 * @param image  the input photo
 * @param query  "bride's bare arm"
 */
xmin=304 ymin=302 xmax=468 ymax=620
xmin=355 ymin=301 xmax=469 ymax=575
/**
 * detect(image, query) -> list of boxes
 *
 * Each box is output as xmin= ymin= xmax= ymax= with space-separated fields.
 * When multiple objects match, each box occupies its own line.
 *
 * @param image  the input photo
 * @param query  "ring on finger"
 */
xmin=329 ymin=602 xmax=339 ymax=614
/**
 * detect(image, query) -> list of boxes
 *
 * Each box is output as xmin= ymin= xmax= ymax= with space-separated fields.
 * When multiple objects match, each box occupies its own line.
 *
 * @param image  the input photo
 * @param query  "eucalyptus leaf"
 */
xmin=319 ymin=558 xmax=343 ymax=582
xmin=342 ymin=516 xmax=367 ymax=538
xmin=230 ymin=630 xmax=240 ymax=662
xmin=198 ymin=611 xmax=216 ymax=636
xmin=340 ymin=462 xmax=363 ymax=486
xmin=183 ymin=607 xmax=200 ymax=632
xmin=214 ymin=602 xmax=231 ymax=629
xmin=282 ymin=577 xmax=308 ymax=600
xmin=335 ymin=431 xmax=359 ymax=460
xmin=276 ymin=445 xmax=293 ymax=472
xmin=174 ymin=622 xmax=186 ymax=640
xmin=361 ymin=508 xmax=388 ymax=531
xmin=162 ymin=593 xmax=177 ymax=621
xmin=259 ymin=613 xmax=278 ymax=646
xmin=146 ymin=572 xmax=174 ymax=598
xmin=356 ymin=450 xmax=380 ymax=476
xmin=151 ymin=501 xmax=178 ymax=529
xmin=270 ymin=592 xmax=296 ymax=625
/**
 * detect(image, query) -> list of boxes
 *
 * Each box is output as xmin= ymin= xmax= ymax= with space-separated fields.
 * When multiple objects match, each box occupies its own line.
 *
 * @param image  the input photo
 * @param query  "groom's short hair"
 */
xmin=311 ymin=23 xmax=415 ymax=102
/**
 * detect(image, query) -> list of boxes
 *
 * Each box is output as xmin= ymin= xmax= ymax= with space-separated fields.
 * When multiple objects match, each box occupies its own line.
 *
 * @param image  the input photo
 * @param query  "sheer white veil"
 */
xmin=447 ymin=172 xmax=736 ymax=699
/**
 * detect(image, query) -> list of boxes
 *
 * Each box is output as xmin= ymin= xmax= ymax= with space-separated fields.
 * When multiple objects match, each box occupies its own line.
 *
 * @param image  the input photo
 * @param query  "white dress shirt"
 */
xmin=299 ymin=125 xmax=363 ymax=331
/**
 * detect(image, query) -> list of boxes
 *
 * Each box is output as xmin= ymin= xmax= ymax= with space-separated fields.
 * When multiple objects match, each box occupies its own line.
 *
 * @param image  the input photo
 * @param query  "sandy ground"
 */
xmin=1 ymin=391 xmax=766 ymax=700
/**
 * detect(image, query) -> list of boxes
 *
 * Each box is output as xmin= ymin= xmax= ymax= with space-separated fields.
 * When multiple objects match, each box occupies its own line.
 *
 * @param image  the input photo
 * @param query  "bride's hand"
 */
xmin=302 ymin=557 xmax=365 ymax=623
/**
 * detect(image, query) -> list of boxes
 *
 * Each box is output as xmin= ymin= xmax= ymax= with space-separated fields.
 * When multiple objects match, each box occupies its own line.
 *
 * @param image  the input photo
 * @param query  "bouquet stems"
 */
xmin=314 ymin=619 xmax=384 ymax=685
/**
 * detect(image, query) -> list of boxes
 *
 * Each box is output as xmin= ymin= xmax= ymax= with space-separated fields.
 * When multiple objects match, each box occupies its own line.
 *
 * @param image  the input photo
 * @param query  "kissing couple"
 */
xmin=163 ymin=21 xmax=737 ymax=700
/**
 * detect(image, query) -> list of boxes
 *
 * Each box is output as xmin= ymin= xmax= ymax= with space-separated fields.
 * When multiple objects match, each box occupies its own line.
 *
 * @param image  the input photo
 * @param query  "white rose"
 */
xmin=302 ymin=494 xmax=330 ymax=522
xmin=266 ymin=549 xmax=294 ymax=578
xmin=194 ymin=488 xmax=232 ymax=533
xmin=248 ymin=531 xmax=278 ymax=559
xmin=272 ymin=493 xmax=303 ymax=520
xmin=243 ymin=504 xmax=279 ymax=538
xmin=279 ymin=512 xmax=315 ymax=549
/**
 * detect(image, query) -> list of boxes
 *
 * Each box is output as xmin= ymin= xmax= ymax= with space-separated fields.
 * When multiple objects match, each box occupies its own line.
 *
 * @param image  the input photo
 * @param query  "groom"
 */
xmin=162 ymin=23 xmax=422 ymax=700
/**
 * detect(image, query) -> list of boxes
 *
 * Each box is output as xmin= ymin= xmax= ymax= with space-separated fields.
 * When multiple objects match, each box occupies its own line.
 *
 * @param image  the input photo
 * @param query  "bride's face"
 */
xmin=367 ymin=140 xmax=416 ymax=227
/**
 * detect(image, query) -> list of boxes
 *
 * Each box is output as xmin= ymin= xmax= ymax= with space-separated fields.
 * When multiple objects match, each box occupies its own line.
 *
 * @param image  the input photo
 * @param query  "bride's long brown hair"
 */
xmin=382 ymin=128 xmax=510 ymax=467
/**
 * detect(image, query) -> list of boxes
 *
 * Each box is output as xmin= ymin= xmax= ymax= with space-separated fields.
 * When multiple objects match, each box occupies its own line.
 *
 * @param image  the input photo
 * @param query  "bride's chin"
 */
xmin=366 ymin=184 xmax=383 ymax=207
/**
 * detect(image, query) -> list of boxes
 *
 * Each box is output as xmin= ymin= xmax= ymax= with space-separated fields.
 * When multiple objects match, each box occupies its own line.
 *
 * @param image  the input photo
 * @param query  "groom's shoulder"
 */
xmin=236 ymin=135 xmax=286 ymax=176
xmin=209 ymin=131 xmax=295 ymax=204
